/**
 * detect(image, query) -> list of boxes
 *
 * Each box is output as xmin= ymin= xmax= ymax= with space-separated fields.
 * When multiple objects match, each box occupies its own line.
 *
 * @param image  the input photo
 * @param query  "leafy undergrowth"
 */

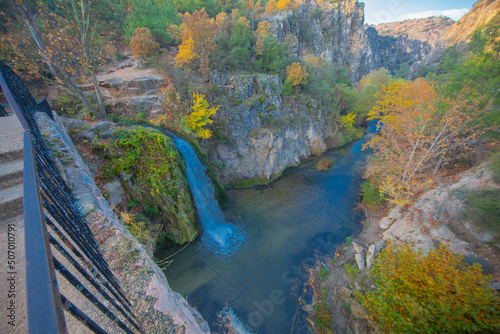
xmin=357 ymin=242 xmax=500 ymax=333
xmin=94 ymin=126 xmax=197 ymax=246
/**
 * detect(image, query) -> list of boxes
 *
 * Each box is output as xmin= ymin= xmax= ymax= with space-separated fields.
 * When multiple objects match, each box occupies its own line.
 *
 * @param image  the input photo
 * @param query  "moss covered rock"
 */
xmin=100 ymin=126 xmax=197 ymax=245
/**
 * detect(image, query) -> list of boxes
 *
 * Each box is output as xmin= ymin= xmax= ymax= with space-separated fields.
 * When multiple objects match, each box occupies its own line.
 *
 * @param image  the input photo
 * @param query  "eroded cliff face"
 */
xmin=263 ymin=1 xmax=451 ymax=80
xmin=265 ymin=0 xmax=375 ymax=81
xmin=210 ymin=74 xmax=341 ymax=186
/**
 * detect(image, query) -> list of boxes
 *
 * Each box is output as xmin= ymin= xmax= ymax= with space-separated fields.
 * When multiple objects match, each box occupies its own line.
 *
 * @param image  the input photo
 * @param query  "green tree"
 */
xmin=358 ymin=242 xmax=500 ymax=333
xmin=125 ymin=0 xmax=180 ymax=47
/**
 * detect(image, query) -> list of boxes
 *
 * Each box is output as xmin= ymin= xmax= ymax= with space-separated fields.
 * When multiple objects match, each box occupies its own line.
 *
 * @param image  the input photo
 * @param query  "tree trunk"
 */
xmin=25 ymin=18 xmax=100 ymax=117
xmin=91 ymin=73 xmax=107 ymax=120
xmin=433 ymin=156 xmax=443 ymax=176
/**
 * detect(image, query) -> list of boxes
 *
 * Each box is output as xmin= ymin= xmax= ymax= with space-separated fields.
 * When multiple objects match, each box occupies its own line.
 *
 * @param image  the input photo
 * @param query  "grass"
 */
xmin=360 ymin=180 xmax=385 ymax=208
xmin=462 ymin=189 xmax=500 ymax=233
xmin=344 ymin=263 xmax=361 ymax=280
xmin=313 ymin=288 xmax=333 ymax=333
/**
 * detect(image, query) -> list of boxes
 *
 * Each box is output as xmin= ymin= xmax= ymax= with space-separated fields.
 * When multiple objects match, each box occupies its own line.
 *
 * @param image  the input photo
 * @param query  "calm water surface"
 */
xmin=162 ymin=132 xmax=373 ymax=333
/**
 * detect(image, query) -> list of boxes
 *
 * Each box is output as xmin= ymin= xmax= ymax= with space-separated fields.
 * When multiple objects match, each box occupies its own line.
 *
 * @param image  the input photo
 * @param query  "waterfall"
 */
xmin=168 ymin=133 xmax=246 ymax=256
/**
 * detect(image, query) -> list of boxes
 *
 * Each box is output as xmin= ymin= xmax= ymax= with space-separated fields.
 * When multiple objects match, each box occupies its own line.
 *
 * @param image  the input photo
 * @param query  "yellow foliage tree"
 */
xmin=175 ymin=37 xmax=196 ymax=68
xmin=286 ymin=62 xmax=309 ymax=88
xmin=276 ymin=0 xmax=296 ymax=11
xmin=256 ymin=21 xmax=271 ymax=36
xmin=304 ymin=55 xmax=325 ymax=68
xmin=175 ymin=9 xmax=217 ymax=78
xmin=186 ymin=92 xmax=220 ymax=139
xmin=130 ymin=27 xmax=160 ymax=59
xmin=265 ymin=0 xmax=277 ymax=14
xmin=256 ymin=37 xmax=265 ymax=55
xmin=365 ymin=78 xmax=487 ymax=205
xmin=358 ymin=242 xmax=500 ymax=333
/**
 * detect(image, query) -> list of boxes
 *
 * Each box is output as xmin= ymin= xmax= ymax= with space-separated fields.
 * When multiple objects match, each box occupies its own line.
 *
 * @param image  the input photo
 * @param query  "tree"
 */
xmin=0 ymin=0 xmax=116 ymax=120
xmin=230 ymin=16 xmax=251 ymax=49
xmin=175 ymin=37 xmax=196 ymax=68
xmin=286 ymin=62 xmax=308 ymax=90
xmin=175 ymin=8 xmax=217 ymax=78
xmin=364 ymin=79 xmax=487 ymax=205
xmin=256 ymin=20 xmax=270 ymax=36
xmin=125 ymin=0 xmax=180 ymax=46
xmin=129 ymin=27 xmax=160 ymax=60
xmin=186 ymin=92 xmax=219 ymax=139
xmin=358 ymin=242 xmax=500 ymax=333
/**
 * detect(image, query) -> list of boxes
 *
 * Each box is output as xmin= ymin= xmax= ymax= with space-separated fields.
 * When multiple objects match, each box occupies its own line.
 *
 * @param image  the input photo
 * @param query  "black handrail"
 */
xmin=0 ymin=62 xmax=141 ymax=333
xmin=23 ymin=130 xmax=67 ymax=333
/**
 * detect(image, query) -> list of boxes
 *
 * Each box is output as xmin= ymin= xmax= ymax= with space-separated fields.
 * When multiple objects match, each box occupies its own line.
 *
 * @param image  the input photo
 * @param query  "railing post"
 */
xmin=23 ymin=130 xmax=67 ymax=333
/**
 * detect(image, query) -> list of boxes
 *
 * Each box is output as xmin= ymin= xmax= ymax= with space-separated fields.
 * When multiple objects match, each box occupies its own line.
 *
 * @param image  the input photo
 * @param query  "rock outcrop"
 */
xmin=382 ymin=163 xmax=499 ymax=254
xmin=37 ymin=111 xmax=210 ymax=333
xmin=265 ymin=1 xmax=375 ymax=81
xmin=211 ymin=74 xmax=341 ymax=185
xmin=263 ymin=1 xmax=452 ymax=80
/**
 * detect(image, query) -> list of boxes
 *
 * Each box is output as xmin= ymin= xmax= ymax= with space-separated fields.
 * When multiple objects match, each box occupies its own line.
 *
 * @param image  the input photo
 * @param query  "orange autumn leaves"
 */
xmin=364 ymin=78 xmax=488 ymax=205
xmin=174 ymin=9 xmax=217 ymax=77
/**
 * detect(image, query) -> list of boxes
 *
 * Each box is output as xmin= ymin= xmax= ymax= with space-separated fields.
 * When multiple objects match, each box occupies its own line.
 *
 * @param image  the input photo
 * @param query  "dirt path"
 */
xmin=96 ymin=58 xmax=162 ymax=82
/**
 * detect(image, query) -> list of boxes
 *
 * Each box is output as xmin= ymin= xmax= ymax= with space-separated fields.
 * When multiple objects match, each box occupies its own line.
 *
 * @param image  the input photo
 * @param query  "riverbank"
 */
xmin=311 ymin=159 xmax=500 ymax=333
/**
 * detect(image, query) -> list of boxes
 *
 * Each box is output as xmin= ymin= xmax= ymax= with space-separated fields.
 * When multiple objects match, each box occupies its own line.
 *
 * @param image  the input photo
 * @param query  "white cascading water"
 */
xmin=169 ymin=134 xmax=246 ymax=256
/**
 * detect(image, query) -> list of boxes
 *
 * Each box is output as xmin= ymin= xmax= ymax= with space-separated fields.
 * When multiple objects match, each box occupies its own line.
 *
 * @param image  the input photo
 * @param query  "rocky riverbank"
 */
xmin=310 ymin=161 xmax=500 ymax=333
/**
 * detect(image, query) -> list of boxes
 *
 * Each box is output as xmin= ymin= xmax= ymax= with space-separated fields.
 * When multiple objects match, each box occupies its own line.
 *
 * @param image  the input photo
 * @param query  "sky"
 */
xmin=362 ymin=0 xmax=478 ymax=25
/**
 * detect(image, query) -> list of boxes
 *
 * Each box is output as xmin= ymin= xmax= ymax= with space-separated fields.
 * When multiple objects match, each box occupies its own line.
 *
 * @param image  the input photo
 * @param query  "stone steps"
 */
xmin=0 ymin=183 xmax=23 ymax=222
xmin=0 ymin=159 xmax=23 ymax=189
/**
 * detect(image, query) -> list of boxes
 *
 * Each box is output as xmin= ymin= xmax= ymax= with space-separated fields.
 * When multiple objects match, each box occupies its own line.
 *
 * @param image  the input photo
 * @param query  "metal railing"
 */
xmin=0 ymin=61 xmax=141 ymax=333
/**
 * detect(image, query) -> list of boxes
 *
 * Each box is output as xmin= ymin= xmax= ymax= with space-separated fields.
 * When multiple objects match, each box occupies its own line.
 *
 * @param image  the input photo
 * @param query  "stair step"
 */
xmin=0 ymin=115 xmax=24 ymax=163
xmin=0 ymin=159 xmax=23 ymax=190
xmin=0 ymin=183 xmax=23 ymax=221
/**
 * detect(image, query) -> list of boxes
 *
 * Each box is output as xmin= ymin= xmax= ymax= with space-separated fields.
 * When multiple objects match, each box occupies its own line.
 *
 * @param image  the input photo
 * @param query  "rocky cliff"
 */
xmin=263 ymin=1 xmax=453 ymax=80
xmin=442 ymin=0 xmax=500 ymax=45
xmin=210 ymin=74 xmax=343 ymax=186
xmin=265 ymin=0 xmax=375 ymax=81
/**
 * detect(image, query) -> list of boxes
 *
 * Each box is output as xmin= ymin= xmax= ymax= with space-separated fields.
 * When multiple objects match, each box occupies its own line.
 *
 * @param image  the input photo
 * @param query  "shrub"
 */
xmin=358 ymin=242 xmax=500 ymax=333
xmin=343 ymin=263 xmax=360 ymax=279
xmin=129 ymin=27 xmax=160 ymax=60
xmin=316 ymin=158 xmax=334 ymax=171
xmin=462 ymin=189 xmax=500 ymax=233
xmin=281 ymin=78 xmax=292 ymax=96
xmin=144 ymin=204 xmax=160 ymax=218
xmin=186 ymin=92 xmax=219 ymax=139
xmin=360 ymin=180 xmax=385 ymax=208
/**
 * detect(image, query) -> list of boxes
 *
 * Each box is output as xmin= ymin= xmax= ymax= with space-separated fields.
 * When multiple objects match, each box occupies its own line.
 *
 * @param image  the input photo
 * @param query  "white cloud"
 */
xmin=397 ymin=8 xmax=469 ymax=22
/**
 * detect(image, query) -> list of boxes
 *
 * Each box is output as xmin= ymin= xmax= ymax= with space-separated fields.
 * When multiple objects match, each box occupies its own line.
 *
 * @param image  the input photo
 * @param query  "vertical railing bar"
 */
xmin=43 ymin=200 xmax=130 ymax=301
xmin=1 ymin=60 xmax=143 ymax=334
xmin=59 ymin=294 xmax=107 ymax=334
xmin=52 ymin=258 xmax=138 ymax=333
xmin=46 ymin=218 xmax=136 ymax=315
xmin=23 ymin=131 xmax=67 ymax=333
xmin=49 ymin=233 xmax=140 ymax=326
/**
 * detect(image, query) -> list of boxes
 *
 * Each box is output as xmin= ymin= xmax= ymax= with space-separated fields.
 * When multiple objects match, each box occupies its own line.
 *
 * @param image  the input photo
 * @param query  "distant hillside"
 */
xmin=443 ymin=0 xmax=500 ymax=45
xmin=374 ymin=16 xmax=454 ymax=47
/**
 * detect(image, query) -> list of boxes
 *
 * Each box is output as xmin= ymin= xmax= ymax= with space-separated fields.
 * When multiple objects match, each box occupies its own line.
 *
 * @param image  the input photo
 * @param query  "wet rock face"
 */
xmin=211 ymin=74 xmax=338 ymax=185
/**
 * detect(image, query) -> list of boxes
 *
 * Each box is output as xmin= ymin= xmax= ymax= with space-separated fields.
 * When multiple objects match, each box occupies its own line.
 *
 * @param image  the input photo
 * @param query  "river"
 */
xmin=162 ymin=129 xmax=374 ymax=333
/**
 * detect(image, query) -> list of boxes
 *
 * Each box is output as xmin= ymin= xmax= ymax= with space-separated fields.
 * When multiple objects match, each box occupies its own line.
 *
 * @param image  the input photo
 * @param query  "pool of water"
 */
xmin=162 ymin=133 xmax=372 ymax=333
